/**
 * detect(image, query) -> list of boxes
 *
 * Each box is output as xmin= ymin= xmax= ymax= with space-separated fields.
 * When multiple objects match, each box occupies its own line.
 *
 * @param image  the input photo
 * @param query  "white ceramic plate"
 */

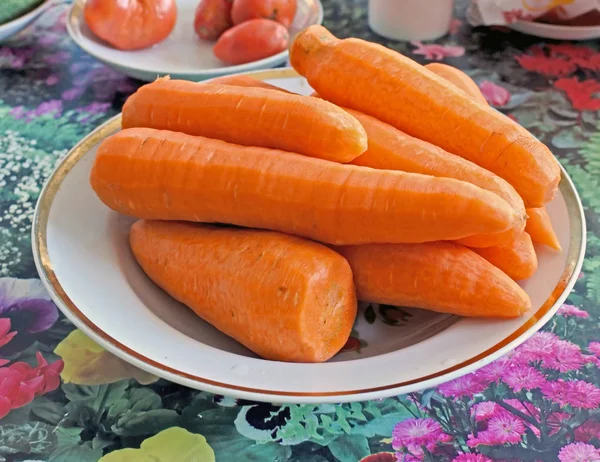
xmin=32 ymin=69 xmax=586 ymax=404
xmin=510 ymin=20 xmax=600 ymax=40
xmin=0 ymin=0 xmax=53 ymax=42
xmin=66 ymin=0 xmax=322 ymax=82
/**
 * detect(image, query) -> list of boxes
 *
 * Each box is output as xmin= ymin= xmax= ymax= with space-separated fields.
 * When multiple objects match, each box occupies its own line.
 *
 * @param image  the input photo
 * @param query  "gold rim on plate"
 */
xmin=32 ymin=69 xmax=586 ymax=399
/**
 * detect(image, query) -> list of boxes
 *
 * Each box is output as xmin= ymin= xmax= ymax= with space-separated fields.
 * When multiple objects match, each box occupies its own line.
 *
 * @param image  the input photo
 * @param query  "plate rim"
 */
xmin=0 ymin=0 xmax=53 ymax=33
xmin=65 ymin=0 xmax=324 ymax=78
xmin=509 ymin=19 xmax=600 ymax=39
xmin=32 ymin=68 xmax=587 ymax=403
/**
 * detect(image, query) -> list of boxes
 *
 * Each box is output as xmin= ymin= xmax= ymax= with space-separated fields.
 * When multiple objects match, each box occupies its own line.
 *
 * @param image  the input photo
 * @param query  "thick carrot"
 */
xmin=205 ymin=78 xmax=525 ymax=247
xmin=207 ymin=74 xmax=295 ymax=93
xmin=348 ymin=109 xmax=526 ymax=248
xmin=130 ymin=220 xmax=357 ymax=362
xmin=90 ymin=128 xmax=519 ymax=245
xmin=424 ymin=63 xmax=487 ymax=105
xmin=122 ymin=77 xmax=367 ymax=163
xmin=335 ymin=242 xmax=531 ymax=318
xmin=526 ymin=207 xmax=562 ymax=251
xmin=474 ymin=232 xmax=538 ymax=281
xmin=160 ymin=77 xmax=525 ymax=248
xmin=290 ymin=25 xmax=561 ymax=208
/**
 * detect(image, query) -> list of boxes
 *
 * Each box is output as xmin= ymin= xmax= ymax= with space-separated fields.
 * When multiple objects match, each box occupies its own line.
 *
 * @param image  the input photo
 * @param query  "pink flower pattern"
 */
xmin=543 ymin=340 xmax=586 ymax=372
xmin=475 ymin=358 xmax=513 ymax=383
xmin=479 ymin=81 xmax=511 ymax=106
xmin=557 ymin=304 xmax=589 ymax=318
xmin=467 ymin=428 xmax=518 ymax=447
xmin=471 ymin=401 xmax=500 ymax=422
xmin=392 ymin=418 xmax=452 ymax=452
xmin=548 ymin=412 xmax=572 ymax=436
xmin=512 ymin=332 xmax=560 ymax=364
xmin=452 ymin=455 xmax=492 ymax=462
xmin=437 ymin=374 xmax=487 ymax=398
xmin=558 ymin=442 xmax=600 ymax=462
xmin=486 ymin=414 xmax=526 ymax=444
xmin=575 ymin=420 xmax=600 ymax=443
xmin=411 ymin=42 xmax=465 ymax=61
xmin=541 ymin=380 xmax=600 ymax=409
xmin=501 ymin=366 xmax=546 ymax=392
xmin=0 ymin=319 xmax=17 ymax=349
xmin=588 ymin=342 xmax=600 ymax=356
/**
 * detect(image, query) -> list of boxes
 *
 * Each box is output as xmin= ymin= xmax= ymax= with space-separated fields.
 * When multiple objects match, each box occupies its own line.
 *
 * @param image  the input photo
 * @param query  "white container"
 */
xmin=368 ymin=0 xmax=455 ymax=41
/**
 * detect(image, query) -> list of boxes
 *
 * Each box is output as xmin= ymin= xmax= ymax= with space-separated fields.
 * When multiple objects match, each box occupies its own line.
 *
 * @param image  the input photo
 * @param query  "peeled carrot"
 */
xmin=90 ymin=128 xmax=519 ymax=245
xmin=347 ymin=109 xmax=526 ymax=248
xmin=207 ymin=74 xmax=294 ymax=93
xmin=197 ymin=77 xmax=526 ymax=248
xmin=474 ymin=232 xmax=538 ymax=281
xmin=425 ymin=63 xmax=487 ymax=105
xmin=335 ymin=242 xmax=531 ymax=318
xmin=428 ymin=64 xmax=562 ymax=252
xmin=526 ymin=207 xmax=562 ymax=251
xmin=130 ymin=220 xmax=357 ymax=362
xmin=122 ymin=77 xmax=367 ymax=163
xmin=205 ymin=78 xmax=525 ymax=247
xmin=290 ymin=25 xmax=561 ymax=208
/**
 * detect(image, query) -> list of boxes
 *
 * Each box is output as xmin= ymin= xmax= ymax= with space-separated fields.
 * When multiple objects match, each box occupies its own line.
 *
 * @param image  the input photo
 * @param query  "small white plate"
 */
xmin=66 ymin=0 xmax=323 ymax=82
xmin=32 ymin=69 xmax=586 ymax=404
xmin=0 ymin=0 xmax=53 ymax=42
xmin=510 ymin=20 xmax=600 ymax=40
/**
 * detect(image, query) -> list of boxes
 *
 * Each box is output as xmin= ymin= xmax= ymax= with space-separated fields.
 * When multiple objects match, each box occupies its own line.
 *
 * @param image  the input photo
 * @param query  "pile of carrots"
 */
xmin=90 ymin=26 xmax=562 ymax=363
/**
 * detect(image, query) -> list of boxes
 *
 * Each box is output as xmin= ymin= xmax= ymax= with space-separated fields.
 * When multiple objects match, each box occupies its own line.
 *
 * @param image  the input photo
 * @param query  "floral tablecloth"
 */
xmin=0 ymin=1 xmax=599 ymax=461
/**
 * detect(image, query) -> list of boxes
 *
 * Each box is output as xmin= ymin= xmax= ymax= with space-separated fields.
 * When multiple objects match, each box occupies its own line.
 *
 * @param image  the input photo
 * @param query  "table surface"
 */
xmin=1 ymin=1 xmax=599 ymax=461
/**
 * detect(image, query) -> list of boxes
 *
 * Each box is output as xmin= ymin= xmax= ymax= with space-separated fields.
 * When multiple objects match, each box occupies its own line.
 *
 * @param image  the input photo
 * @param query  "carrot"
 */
xmin=424 ymin=63 xmax=487 ymax=105
xmin=335 ymin=242 xmax=531 ymax=318
xmin=201 ymin=78 xmax=525 ymax=247
xmin=526 ymin=207 xmax=562 ymax=251
xmin=347 ymin=109 xmax=526 ymax=248
xmin=204 ymin=79 xmax=525 ymax=247
xmin=290 ymin=25 xmax=561 ymax=208
xmin=122 ymin=77 xmax=367 ymax=163
xmin=207 ymin=74 xmax=294 ymax=93
xmin=473 ymin=232 xmax=538 ymax=281
xmin=90 ymin=128 xmax=519 ymax=245
xmin=130 ymin=220 xmax=357 ymax=362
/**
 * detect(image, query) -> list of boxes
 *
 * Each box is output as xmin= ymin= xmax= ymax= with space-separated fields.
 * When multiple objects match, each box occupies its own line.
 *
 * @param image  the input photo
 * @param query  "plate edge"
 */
xmin=31 ymin=69 xmax=587 ymax=403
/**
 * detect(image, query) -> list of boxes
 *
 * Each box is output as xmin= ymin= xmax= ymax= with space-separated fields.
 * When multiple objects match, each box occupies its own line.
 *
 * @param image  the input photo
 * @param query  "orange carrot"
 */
xmin=207 ymin=74 xmax=295 ymax=93
xmin=201 ymin=78 xmax=526 ymax=248
xmin=130 ymin=220 xmax=357 ymax=362
xmin=204 ymin=79 xmax=525 ymax=247
xmin=526 ymin=207 xmax=562 ymax=251
xmin=424 ymin=63 xmax=487 ymax=105
xmin=347 ymin=109 xmax=526 ymax=247
xmin=90 ymin=128 xmax=519 ymax=245
xmin=122 ymin=77 xmax=367 ymax=163
xmin=290 ymin=25 xmax=561 ymax=207
xmin=335 ymin=242 xmax=531 ymax=318
xmin=474 ymin=232 xmax=538 ymax=281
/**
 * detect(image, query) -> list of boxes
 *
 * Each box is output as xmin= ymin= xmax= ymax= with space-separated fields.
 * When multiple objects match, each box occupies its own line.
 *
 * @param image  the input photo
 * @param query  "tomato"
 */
xmin=231 ymin=0 xmax=297 ymax=28
xmin=194 ymin=0 xmax=233 ymax=41
xmin=84 ymin=0 xmax=177 ymax=51
xmin=213 ymin=18 xmax=289 ymax=65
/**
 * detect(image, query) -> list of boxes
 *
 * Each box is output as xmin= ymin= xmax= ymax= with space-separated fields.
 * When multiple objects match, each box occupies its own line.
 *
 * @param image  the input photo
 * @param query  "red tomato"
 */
xmin=84 ymin=0 xmax=177 ymax=51
xmin=231 ymin=0 xmax=297 ymax=28
xmin=194 ymin=0 xmax=233 ymax=41
xmin=213 ymin=18 xmax=289 ymax=65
